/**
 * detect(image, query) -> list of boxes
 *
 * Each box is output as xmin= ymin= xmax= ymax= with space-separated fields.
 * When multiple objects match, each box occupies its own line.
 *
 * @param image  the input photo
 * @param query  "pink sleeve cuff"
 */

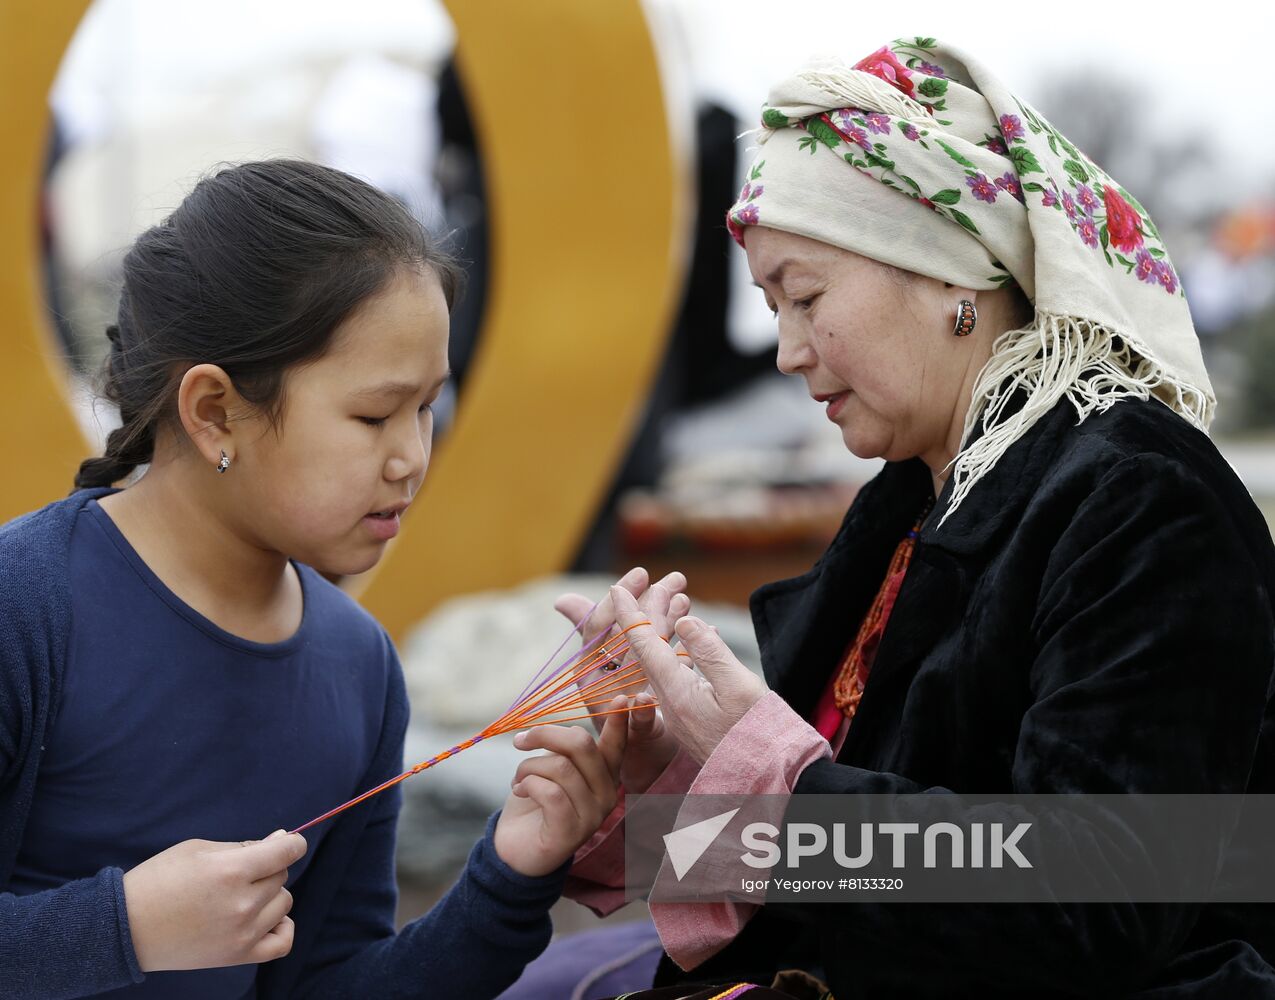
xmin=562 ymin=748 xmax=702 ymax=916
xmin=651 ymin=690 xmax=831 ymax=970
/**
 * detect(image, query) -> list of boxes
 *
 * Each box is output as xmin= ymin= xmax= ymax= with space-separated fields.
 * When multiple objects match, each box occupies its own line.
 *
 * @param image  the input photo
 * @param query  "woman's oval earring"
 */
xmin=953 ymin=299 xmax=977 ymax=337
xmin=216 ymin=450 xmax=231 ymax=474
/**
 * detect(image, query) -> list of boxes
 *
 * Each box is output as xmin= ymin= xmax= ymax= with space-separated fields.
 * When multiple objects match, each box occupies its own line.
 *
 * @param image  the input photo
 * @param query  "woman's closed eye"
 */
xmin=768 ymin=295 xmax=818 ymax=319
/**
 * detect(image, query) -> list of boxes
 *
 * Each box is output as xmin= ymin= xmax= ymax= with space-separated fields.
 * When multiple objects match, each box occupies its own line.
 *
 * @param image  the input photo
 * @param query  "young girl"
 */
xmin=0 ymin=159 xmax=660 ymax=999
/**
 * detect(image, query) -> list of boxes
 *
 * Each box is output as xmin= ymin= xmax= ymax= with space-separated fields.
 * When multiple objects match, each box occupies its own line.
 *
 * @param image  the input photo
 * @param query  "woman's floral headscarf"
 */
xmin=728 ymin=38 xmax=1214 ymax=528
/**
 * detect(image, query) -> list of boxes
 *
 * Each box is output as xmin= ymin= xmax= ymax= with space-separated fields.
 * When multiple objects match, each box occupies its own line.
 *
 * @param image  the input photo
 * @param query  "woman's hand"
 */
xmin=494 ymin=715 xmax=627 ymax=877
xmin=121 ymin=831 xmax=307 ymax=972
xmin=610 ymin=585 xmax=768 ymax=765
xmin=554 ymin=567 xmax=688 ymax=794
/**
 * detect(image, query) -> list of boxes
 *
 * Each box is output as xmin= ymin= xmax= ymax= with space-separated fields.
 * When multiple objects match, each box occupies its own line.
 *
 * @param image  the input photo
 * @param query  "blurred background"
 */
xmin=30 ymin=0 xmax=1275 ymax=936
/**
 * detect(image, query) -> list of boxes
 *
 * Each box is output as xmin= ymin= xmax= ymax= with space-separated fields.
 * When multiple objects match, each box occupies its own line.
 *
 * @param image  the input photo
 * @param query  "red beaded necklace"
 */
xmin=832 ymin=497 xmax=935 ymax=719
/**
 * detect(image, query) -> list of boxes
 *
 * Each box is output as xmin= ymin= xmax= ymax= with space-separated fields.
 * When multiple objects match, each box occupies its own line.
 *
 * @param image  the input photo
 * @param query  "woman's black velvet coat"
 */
xmin=654 ymin=394 xmax=1275 ymax=998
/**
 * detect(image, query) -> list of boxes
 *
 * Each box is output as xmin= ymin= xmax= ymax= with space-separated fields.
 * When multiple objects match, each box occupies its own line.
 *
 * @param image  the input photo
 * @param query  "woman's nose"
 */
xmin=775 ymin=320 xmax=816 ymax=376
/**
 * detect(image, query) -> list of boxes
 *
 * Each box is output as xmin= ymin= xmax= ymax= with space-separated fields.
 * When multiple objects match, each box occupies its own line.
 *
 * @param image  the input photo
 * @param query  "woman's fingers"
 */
xmin=610 ymin=587 xmax=693 ymax=703
xmin=639 ymin=573 xmax=688 ymax=639
xmin=553 ymin=593 xmax=595 ymax=629
xmin=672 ymin=616 xmax=750 ymax=686
xmin=649 ymin=572 xmax=688 ymax=604
xmin=554 ymin=566 xmax=648 ymax=635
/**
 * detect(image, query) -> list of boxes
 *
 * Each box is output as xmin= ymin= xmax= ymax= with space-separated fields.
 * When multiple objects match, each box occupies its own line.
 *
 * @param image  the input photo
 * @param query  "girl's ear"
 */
xmin=175 ymin=364 xmax=247 ymax=469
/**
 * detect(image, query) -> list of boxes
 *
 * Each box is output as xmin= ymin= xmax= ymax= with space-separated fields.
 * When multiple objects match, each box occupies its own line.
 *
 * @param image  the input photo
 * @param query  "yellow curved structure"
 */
xmin=0 ymin=0 xmax=94 ymax=517
xmin=0 ymin=0 xmax=685 ymax=640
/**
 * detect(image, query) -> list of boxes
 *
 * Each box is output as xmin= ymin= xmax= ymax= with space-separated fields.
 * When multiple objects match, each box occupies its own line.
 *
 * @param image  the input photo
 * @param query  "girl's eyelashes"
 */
xmin=359 ymin=401 xmax=434 ymax=428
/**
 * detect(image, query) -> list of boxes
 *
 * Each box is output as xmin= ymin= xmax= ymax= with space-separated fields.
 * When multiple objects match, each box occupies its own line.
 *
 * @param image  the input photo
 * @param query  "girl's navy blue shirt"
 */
xmin=0 ymin=488 xmax=568 ymax=999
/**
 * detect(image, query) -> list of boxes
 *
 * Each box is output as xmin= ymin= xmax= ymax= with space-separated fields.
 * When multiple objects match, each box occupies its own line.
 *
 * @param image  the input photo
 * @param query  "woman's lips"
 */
xmin=363 ymin=511 xmax=401 ymax=541
xmin=825 ymin=391 xmax=849 ymax=421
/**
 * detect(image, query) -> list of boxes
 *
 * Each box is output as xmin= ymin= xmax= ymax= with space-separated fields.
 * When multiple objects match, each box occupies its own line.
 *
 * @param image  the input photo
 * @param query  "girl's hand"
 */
xmin=610 ymin=586 xmax=768 ymax=765
xmin=554 ymin=567 xmax=686 ymax=794
xmin=121 ymin=831 xmax=307 ymax=972
xmin=494 ymin=716 xmax=626 ymax=877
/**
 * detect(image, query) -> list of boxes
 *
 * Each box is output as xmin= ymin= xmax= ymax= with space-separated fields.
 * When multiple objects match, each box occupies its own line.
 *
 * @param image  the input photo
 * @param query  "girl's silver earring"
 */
xmin=953 ymin=299 xmax=977 ymax=337
xmin=216 ymin=450 xmax=231 ymax=474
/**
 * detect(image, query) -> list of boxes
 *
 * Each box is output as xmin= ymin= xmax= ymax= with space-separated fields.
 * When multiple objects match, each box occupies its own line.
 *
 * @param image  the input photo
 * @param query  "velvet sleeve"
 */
xmin=770 ymin=454 xmax=1275 ymax=995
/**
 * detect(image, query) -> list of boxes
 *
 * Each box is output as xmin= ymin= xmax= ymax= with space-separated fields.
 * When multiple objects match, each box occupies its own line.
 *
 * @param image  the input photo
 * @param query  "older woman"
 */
xmin=555 ymin=38 xmax=1275 ymax=999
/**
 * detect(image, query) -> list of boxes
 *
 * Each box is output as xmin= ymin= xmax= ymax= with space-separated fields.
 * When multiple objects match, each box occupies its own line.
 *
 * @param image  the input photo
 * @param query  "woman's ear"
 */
xmin=175 ymin=364 xmax=247 ymax=468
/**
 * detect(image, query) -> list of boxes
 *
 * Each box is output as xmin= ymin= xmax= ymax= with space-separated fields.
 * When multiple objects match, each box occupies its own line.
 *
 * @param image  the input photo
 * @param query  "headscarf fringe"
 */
xmin=934 ymin=311 xmax=1216 ymax=530
xmin=795 ymin=65 xmax=930 ymax=121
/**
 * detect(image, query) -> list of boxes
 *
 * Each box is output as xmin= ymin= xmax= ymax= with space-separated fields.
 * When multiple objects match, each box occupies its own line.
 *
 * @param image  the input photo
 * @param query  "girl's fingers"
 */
xmin=250 ymin=916 xmax=294 ymax=964
xmin=239 ymin=834 xmax=307 ymax=882
xmin=516 ymin=773 xmax=583 ymax=829
xmin=509 ymin=754 xmax=595 ymax=817
xmin=629 ymin=693 xmax=658 ymax=737
xmin=514 ymin=725 xmax=617 ymax=804
xmin=252 ymin=886 xmax=293 ymax=939
xmin=597 ymin=706 xmax=628 ymax=782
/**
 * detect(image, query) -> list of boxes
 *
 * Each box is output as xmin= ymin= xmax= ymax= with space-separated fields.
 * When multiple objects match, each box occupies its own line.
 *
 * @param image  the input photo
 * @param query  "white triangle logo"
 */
xmin=662 ymin=808 xmax=741 ymax=881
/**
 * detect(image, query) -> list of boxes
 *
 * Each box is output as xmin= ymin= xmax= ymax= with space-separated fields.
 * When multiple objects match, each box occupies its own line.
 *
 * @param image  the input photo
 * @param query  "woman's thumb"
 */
xmin=554 ymin=593 xmax=594 ymax=628
xmin=673 ymin=616 xmax=738 ymax=682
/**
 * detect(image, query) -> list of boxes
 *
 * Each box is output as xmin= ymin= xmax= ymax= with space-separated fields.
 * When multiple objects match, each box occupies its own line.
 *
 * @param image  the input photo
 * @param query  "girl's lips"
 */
xmin=825 ymin=391 xmax=849 ymax=421
xmin=363 ymin=511 xmax=401 ymax=541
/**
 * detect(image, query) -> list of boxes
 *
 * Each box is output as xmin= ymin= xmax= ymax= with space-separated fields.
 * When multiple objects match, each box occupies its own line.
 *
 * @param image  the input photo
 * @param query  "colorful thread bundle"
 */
xmin=289 ymin=613 xmax=664 ymax=835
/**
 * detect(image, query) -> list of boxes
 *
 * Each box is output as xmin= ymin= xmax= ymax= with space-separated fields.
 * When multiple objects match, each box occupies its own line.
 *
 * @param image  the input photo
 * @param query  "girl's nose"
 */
xmin=385 ymin=426 xmax=430 ymax=484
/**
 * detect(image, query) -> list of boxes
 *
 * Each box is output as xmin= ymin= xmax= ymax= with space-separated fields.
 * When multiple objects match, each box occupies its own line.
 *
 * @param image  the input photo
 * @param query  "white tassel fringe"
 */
xmin=934 ymin=312 xmax=1215 ymax=530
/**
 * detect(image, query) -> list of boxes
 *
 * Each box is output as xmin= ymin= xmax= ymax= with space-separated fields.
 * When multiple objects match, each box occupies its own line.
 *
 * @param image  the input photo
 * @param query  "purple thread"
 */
xmin=504 ymin=598 xmax=604 ymax=712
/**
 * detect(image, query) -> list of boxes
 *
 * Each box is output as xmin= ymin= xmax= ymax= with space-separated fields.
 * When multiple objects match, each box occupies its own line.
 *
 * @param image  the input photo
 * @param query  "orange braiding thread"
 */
xmin=289 ymin=620 xmax=667 ymax=834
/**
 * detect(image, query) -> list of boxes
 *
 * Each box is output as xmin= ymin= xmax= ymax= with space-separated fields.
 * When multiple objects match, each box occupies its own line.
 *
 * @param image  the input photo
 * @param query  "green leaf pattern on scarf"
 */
xmin=731 ymin=41 xmax=1182 ymax=296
